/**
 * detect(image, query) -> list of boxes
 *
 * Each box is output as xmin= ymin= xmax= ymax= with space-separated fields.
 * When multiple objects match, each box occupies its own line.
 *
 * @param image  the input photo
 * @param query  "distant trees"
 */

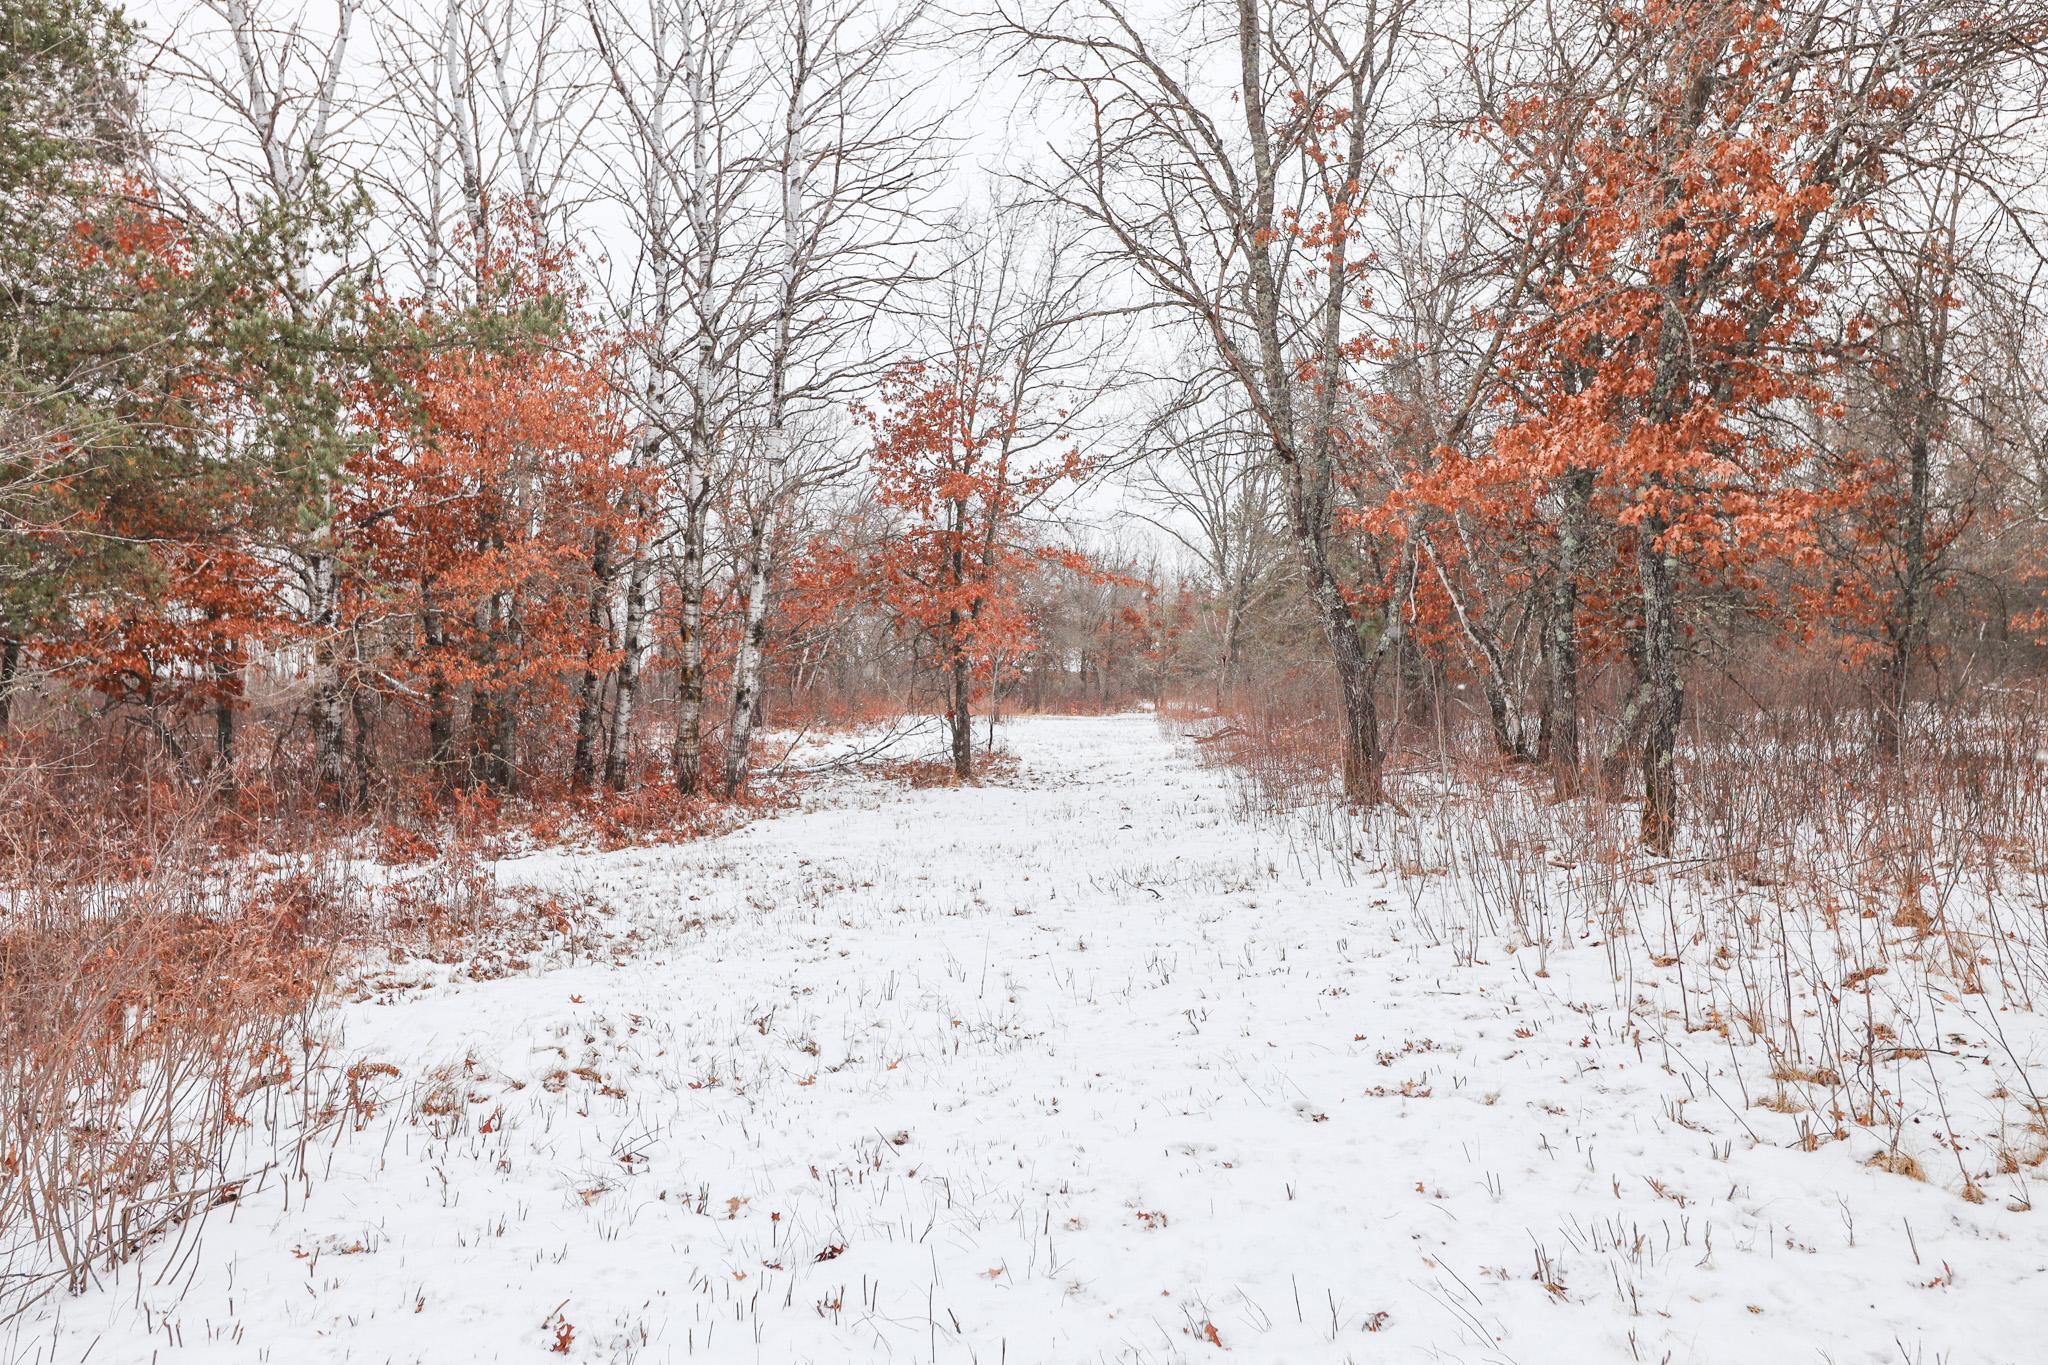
xmin=1135 ymin=401 xmax=1291 ymax=706
xmin=793 ymin=215 xmax=1107 ymax=778
xmin=0 ymin=0 xmax=1121 ymax=810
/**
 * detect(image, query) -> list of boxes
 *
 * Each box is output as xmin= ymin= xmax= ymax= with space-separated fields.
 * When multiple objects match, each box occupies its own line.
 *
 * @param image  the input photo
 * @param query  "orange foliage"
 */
xmin=342 ymin=208 xmax=649 ymax=788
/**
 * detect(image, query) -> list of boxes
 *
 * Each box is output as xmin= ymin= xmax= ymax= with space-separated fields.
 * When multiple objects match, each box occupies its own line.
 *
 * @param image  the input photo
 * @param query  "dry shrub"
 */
xmin=876 ymin=750 xmax=1022 ymax=788
xmin=769 ymin=689 xmax=915 ymax=733
xmin=0 ymin=710 xmax=767 ymax=1330
xmin=1172 ymin=672 xmax=2048 ymax=1201
xmin=352 ymin=874 xmax=610 ymax=986
xmin=0 ymin=759 xmax=358 ymax=1323
xmin=0 ymin=741 xmax=650 ymax=1324
xmin=1166 ymin=673 xmax=1348 ymax=813
xmin=362 ymin=761 xmax=753 ymax=863
xmin=587 ymin=782 xmax=752 ymax=851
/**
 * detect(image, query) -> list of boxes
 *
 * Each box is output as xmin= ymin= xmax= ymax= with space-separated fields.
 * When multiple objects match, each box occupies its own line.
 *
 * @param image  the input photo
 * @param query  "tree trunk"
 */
xmin=205 ymin=605 xmax=239 ymax=791
xmin=1547 ymin=469 xmax=1592 ymax=798
xmin=1215 ymin=593 xmax=1244 ymax=708
xmin=1333 ymin=629 xmax=1385 ymax=803
xmin=1636 ymin=524 xmax=1683 ymax=853
xmin=1476 ymin=660 xmax=1520 ymax=761
xmin=491 ymin=681 xmax=518 ymax=793
xmin=722 ymin=522 xmax=773 ymax=795
xmin=947 ymin=613 xmax=973 ymax=780
xmin=421 ymin=594 xmax=456 ymax=782
xmin=1296 ymin=541 xmax=1385 ymax=805
xmin=212 ymin=694 xmax=236 ymax=789
xmin=672 ymin=511 xmax=707 ymax=795
xmin=605 ymin=553 xmax=650 ymax=792
xmin=350 ymin=684 xmax=375 ymax=810
xmin=492 ymin=589 xmax=524 ymax=792
xmin=468 ymin=587 xmax=515 ymax=791
xmin=572 ymin=526 xmax=615 ymax=791
xmin=212 ymin=661 xmax=238 ymax=791
xmin=1422 ymin=537 xmax=1525 ymax=760
xmin=309 ymin=551 xmax=349 ymax=808
xmin=467 ymin=688 xmax=503 ymax=789
xmin=987 ymin=649 xmax=1004 ymax=744
xmin=1877 ymin=427 xmax=1930 ymax=760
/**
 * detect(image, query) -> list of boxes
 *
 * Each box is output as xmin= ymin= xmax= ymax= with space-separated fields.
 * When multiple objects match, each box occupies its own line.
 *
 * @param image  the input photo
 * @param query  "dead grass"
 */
xmin=1168 ymin=674 xmax=2048 ymax=1206
xmin=875 ymin=750 xmax=1023 ymax=789
xmin=0 ymin=741 xmax=706 ymax=1325
xmin=0 ymin=765 xmax=353 ymax=1321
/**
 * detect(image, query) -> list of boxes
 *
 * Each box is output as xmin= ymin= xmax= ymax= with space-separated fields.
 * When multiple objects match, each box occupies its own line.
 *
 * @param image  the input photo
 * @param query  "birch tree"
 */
xmin=588 ymin=0 xmax=768 ymax=794
xmin=717 ymin=0 xmax=939 ymax=795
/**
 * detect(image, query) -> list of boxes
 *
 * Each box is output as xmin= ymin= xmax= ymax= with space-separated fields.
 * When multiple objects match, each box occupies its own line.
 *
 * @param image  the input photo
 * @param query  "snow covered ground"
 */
xmin=15 ymin=714 xmax=2045 ymax=1364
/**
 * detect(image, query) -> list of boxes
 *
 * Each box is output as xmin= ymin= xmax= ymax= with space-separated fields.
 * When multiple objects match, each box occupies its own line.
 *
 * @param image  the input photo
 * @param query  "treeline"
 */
xmin=3 ymin=9 xmax=658 ymax=809
xmin=1 ymin=0 xmax=1134 ymax=812
xmin=7 ymin=0 xmax=2048 ymax=843
xmin=1025 ymin=0 xmax=2048 ymax=847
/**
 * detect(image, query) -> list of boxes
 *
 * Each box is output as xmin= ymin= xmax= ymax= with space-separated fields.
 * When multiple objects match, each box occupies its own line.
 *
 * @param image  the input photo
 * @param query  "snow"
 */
xmin=15 ymin=714 xmax=2046 ymax=1363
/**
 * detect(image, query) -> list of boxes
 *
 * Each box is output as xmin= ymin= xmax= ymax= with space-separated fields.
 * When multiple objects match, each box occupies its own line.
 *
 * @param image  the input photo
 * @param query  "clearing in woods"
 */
xmin=23 ymin=714 xmax=2044 ymax=1364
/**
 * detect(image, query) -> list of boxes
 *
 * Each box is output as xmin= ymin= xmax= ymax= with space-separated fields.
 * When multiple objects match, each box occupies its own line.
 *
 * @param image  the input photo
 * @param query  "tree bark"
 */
xmin=1636 ymin=522 xmax=1683 ymax=853
xmin=1296 ymin=548 xmax=1385 ymax=804
xmin=605 ymin=553 xmax=650 ymax=792
xmin=1215 ymin=594 xmax=1243 ymax=707
xmin=1422 ymin=535 xmax=1526 ymax=759
xmin=1547 ymin=469 xmax=1592 ymax=798
xmin=572 ymin=526 xmax=616 ymax=791
xmin=212 ymin=693 xmax=236 ymax=789
xmin=309 ymin=550 xmax=349 ymax=808
xmin=350 ymin=682 xmax=375 ymax=810
xmin=1287 ymin=498 xmax=1389 ymax=803
xmin=421 ymin=593 xmax=456 ymax=781
xmin=946 ymin=611 xmax=974 ymax=780
xmin=722 ymin=517 xmax=773 ymax=795
xmin=672 ymin=506 xmax=708 ymax=795
xmin=1877 ymin=428 xmax=1931 ymax=760
xmin=206 ymin=606 xmax=239 ymax=790
xmin=468 ymin=583 xmax=515 ymax=791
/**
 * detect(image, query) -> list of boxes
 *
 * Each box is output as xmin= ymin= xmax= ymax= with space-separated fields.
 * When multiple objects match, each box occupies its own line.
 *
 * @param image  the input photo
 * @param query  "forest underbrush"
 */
xmin=1170 ymin=682 xmax=2048 ymax=1210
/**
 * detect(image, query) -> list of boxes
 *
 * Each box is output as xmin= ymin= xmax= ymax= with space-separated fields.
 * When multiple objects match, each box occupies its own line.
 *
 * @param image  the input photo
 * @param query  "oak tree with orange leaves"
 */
xmin=345 ymin=213 xmax=641 ymax=799
xmin=1488 ymin=0 xmax=2014 ymax=847
xmin=862 ymin=352 xmax=1089 ymax=778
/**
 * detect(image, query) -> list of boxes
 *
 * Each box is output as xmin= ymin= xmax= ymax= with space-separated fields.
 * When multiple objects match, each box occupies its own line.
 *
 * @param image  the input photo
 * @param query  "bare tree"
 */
xmin=1818 ymin=74 xmax=2047 ymax=759
xmin=1002 ymin=0 xmax=1422 ymax=803
xmin=718 ymin=0 xmax=941 ymax=795
xmin=587 ymin=0 xmax=770 ymax=794
xmin=1133 ymin=396 xmax=1291 ymax=703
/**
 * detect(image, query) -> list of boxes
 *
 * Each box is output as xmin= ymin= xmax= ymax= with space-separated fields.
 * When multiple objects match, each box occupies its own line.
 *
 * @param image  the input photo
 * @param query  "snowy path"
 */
xmin=26 ymin=715 xmax=2044 ymax=1364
